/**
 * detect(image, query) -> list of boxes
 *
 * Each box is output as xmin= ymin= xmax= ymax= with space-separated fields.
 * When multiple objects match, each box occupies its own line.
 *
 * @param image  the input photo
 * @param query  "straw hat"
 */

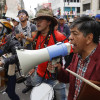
xmin=34 ymin=8 xmax=58 ymax=26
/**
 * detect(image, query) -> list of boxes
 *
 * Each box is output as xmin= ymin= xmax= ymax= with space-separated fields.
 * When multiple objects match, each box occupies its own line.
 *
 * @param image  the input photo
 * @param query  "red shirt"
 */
xmin=33 ymin=30 xmax=68 ymax=79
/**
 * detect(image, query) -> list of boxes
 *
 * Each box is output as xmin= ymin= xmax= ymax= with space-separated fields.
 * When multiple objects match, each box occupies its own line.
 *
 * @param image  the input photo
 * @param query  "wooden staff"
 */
xmin=66 ymin=68 xmax=100 ymax=92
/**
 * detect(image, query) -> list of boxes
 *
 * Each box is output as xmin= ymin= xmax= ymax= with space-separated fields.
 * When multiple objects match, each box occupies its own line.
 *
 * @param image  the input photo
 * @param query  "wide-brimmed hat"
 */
xmin=34 ymin=8 xmax=58 ymax=26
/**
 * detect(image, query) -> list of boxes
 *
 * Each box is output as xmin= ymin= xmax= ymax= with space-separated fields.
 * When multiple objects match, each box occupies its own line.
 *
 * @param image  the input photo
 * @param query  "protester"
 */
xmin=23 ymin=8 xmax=69 ymax=100
xmin=68 ymin=18 xmax=74 ymax=26
xmin=12 ymin=17 xmax=20 ymax=27
xmin=58 ymin=16 xmax=70 ymax=38
xmin=95 ymin=14 xmax=100 ymax=42
xmin=73 ymin=15 xmax=78 ymax=21
xmin=15 ymin=9 xmax=36 ymax=49
xmin=11 ymin=17 xmax=20 ymax=36
xmin=95 ymin=14 xmax=100 ymax=22
xmin=0 ymin=19 xmax=21 ymax=100
xmin=47 ymin=16 xmax=100 ymax=100
xmin=14 ymin=9 xmax=36 ymax=93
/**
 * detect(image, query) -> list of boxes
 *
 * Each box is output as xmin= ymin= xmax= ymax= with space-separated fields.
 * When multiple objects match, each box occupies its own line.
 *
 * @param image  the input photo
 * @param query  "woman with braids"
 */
xmin=22 ymin=8 xmax=71 ymax=100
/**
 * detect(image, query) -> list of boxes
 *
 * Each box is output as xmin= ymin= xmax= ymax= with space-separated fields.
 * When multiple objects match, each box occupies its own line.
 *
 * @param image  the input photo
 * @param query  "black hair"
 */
xmin=33 ymin=17 xmax=56 ymax=49
xmin=18 ymin=9 xmax=29 ymax=17
xmin=35 ymin=21 xmax=55 ymax=41
xmin=35 ymin=16 xmax=56 ymax=37
xmin=70 ymin=16 xmax=100 ymax=44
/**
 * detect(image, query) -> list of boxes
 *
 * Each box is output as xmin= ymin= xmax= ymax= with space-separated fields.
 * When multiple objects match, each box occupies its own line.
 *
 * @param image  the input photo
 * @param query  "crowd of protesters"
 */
xmin=0 ymin=4 xmax=100 ymax=100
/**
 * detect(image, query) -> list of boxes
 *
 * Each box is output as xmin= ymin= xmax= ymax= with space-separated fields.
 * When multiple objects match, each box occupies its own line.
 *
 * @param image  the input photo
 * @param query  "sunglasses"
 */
xmin=18 ymin=13 xmax=26 ymax=16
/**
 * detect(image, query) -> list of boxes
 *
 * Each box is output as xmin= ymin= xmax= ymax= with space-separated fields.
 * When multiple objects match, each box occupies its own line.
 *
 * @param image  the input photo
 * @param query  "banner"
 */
xmin=5 ymin=0 xmax=21 ymax=18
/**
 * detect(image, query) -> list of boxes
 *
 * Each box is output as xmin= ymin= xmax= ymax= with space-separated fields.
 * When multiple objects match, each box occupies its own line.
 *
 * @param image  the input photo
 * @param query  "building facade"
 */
xmin=81 ymin=0 xmax=100 ymax=16
xmin=48 ymin=0 xmax=81 ymax=19
xmin=0 ymin=0 xmax=6 ymax=18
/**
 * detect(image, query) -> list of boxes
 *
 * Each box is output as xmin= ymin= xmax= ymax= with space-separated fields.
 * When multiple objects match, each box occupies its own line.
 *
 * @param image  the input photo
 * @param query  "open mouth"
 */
xmin=69 ymin=41 xmax=75 ymax=49
xmin=37 ymin=25 xmax=41 ymax=29
xmin=71 ymin=44 xmax=76 ymax=50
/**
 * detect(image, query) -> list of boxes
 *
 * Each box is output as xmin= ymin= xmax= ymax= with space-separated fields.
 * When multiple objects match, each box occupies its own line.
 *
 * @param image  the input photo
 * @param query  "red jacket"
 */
xmin=57 ymin=44 xmax=100 ymax=100
xmin=36 ymin=30 xmax=68 ymax=79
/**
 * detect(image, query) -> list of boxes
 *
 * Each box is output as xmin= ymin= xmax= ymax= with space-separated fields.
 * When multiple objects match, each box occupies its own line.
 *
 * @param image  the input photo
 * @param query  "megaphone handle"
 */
xmin=46 ymin=68 xmax=58 ymax=80
xmin=49 ymin=57 xmax=60 ymax=73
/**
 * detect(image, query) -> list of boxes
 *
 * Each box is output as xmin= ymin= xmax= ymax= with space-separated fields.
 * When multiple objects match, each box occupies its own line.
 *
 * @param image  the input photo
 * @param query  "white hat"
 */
xmin=12 ymin=17 xmax=20 ymax=22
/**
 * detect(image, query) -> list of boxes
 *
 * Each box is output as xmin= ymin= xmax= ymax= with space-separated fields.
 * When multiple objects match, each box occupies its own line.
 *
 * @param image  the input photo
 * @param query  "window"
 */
xmin=99 ymin=0 xmax=100 ymax=10
xmin=83 ymin=3 xmax=90 ymax=11
xmin=77 ymin=7 xmax=80 ymax=13
xmin=67 ymin=0 xmax=70 ymax=2
xmin=77 ymin=0 xmax=79 ymax=2
xmin=64 ymin=0 xmax=66 ymax=2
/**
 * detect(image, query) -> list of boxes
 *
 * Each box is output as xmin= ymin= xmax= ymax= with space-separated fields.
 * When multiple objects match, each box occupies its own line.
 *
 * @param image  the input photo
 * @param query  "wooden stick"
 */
xmin=66 ymin=68 xmax=100 ymax=92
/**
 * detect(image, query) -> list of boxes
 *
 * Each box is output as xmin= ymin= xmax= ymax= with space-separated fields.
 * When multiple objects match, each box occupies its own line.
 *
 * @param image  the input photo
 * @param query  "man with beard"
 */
xmin=15 ymin=9 xmax=36 ymax=93
xmin=15 ymin=9 xmax=36 ymax=49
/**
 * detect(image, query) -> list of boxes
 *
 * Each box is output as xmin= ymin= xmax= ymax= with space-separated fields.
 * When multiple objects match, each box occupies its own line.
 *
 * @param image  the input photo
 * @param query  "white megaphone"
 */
xmin=16 ymin=42 xmax=73 ymax=76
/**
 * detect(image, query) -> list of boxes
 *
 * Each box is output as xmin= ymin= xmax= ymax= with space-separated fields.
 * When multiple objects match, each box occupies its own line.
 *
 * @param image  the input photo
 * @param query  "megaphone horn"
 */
xmin=16 ymin=42 xmax=72 ymax=76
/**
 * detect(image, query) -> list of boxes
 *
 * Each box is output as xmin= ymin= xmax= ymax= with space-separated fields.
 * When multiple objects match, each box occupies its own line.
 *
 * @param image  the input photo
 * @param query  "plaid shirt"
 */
xmin=73 ymin=47 xmax=97 ymax=100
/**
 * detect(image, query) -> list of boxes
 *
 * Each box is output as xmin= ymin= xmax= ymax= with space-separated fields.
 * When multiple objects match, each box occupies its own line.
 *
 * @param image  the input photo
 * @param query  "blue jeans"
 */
xmin=31 ymin=71 xmax=67 ymax=100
